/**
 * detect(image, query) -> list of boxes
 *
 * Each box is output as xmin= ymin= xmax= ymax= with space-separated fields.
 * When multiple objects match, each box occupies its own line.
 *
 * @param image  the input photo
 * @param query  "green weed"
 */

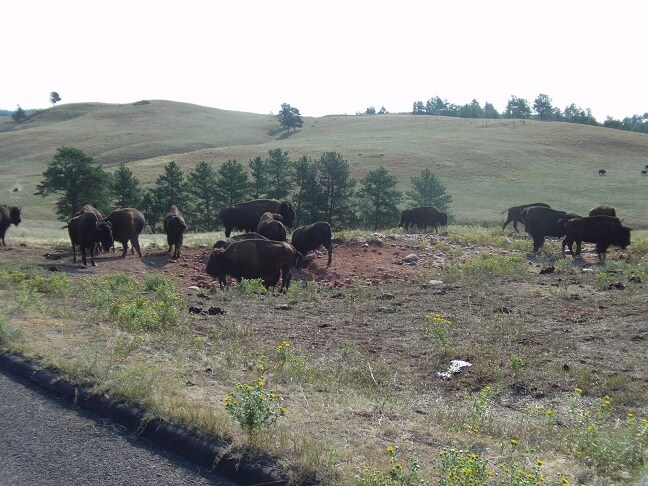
xmin=275 ymin=341 xmax=308 ymax=379
xmin=426 ymin=313 xmax=453 ymax=355
xmin=285 ymin=280 xmax=319 ymax=303
xmin=356 ymin=446 xmax=425 ymax=485
xmin=434 ymin=447 xmax=489 ymax=486
xmin=0 ymin=315 xmax=23 ymax=344
xmin=223 ymin=378 xmax=286 ymax=437
xmin=234 ymin=278 xmax=268 ymax=296
xmin=454 ymin=253 xmax=528 ymax=277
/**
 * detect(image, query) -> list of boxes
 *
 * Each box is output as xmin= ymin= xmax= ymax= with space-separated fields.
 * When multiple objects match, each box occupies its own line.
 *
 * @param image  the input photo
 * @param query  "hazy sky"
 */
xmin=4 ymin=1 xmax=646 ymax=121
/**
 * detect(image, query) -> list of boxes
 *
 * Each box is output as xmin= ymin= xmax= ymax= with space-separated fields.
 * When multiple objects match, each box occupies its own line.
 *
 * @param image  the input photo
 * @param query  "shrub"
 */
xmin=224 ymin=379 xmax=286 ymax=436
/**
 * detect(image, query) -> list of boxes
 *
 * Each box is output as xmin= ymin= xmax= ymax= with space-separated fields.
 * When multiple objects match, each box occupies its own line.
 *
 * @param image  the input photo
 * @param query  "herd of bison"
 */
xmin=0 ymin=199 xmax=633 ymax=291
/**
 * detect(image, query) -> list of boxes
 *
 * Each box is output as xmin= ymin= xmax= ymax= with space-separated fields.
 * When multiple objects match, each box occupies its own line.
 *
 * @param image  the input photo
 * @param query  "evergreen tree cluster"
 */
xmin=37 ymin=147 xmax=453 ymax=232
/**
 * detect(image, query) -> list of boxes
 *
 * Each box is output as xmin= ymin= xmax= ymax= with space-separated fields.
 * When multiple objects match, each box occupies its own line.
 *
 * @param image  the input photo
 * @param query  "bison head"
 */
xmin=616 ymin=227 xmax=632 ymax=249
xmin=279 ymin=201 xmax=296 ymax=228
xmin=205 ymin=248 xmax=226 ymax=278
xmin=96 ymin=221 xmax=114 ymax=252
xmin=10 ymin=206 xmax=21 ymax=226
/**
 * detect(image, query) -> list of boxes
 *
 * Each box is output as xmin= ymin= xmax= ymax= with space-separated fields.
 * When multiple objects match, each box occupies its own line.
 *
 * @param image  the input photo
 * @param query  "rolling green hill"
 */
xmin=2 ymin=100 xmax=647 ymax=227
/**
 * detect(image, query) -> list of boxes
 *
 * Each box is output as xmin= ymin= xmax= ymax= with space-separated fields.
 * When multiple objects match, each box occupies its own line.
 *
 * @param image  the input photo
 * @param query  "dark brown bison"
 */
xmin=521 ymin=206 xmax=580 ymax=252
xmin=501 ymin=203 xmax=551 ymax=232
xmin=206 ymin=239 xmax=304 ymax=291
xmin=0 ymin=204 xmax=21 ymax=246
xmin=213 ymin=232 xmax=268 ymax=250
xmin=588 ymin=205 xmax=616 ymax=217
xmin=562 ymin=216 xmax=631 ymax=262
xmin=67 ymin=211 xmax=113 ymax=267
xmin=163 ymin=205 xmax=187 ymax=259
xmin=598 ymin=169 xmax=607 ymax=176
xmin=103 ymin=208 xmax=145 ymax=257
xmin=74 ymin=205 xmax=104 ymax=254
xmin=399 ymin=207 xmax=448 ymax=233
xmin=256 ymin=212 xmax=287 ymax=241
xmin=291 ymin=221 xmax=333 ymax=266
xmin=220 ymin=199 xmax=296 ymax=237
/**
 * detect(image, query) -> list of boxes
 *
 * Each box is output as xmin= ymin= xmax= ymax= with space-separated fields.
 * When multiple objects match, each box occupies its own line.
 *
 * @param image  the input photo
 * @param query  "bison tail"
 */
xmin=60 ymin=224 xmax=69 ymax=229
xmin=294 ymin=251 xmax=306 ymax=269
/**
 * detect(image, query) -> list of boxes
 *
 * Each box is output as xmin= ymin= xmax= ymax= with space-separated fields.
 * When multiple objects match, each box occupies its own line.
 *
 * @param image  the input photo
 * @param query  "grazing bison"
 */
xmin=642 ymin=169 xmax=647 ymax=175
xmin=562 ymin=216 xmax=631 ymax=262
xmin=501 ymin=203 xmax=551 ymax=232
xmin=67 ymin=211 xmax=113 ymax=267
xmin=588 ymin=205 xmax=616 ymax=217
xmin=598 ymin=169 xmax=607 ymax=176
xmin=291 ymin=221 xmax=333 ymax=266
xmin=0 ymin=204 xmax=21 ymax=246
xmin=213 ymin=232 xmax=268 ymax=250
xmin=164 ymin=205 xmax=187 ymax=259
xmin=256 ymin=212 xmax=287 ymax=241
xmin=206 ymin=239 xmax=304 ymax=291
xmin=103 ymin=208 xmax=145 ymax=257
xmin=521 ymin=206 xmax=580 ymax=253
xmin=399 ymin=207 xmax=448 ymax=233
xmin=220 ymin=199 xmax=296 ymax=237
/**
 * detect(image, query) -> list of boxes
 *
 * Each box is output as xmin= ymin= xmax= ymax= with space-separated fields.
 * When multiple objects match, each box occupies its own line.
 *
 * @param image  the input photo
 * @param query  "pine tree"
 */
xmin=358 ymin=166 xmax=402 ymax=229
xmin=265 ymin=148 xmax=293 ymax=199
xmin=317 ymin=152 xmax=356 ymax=228
xmin=215 ymin=159 xmax=250 ymax=207
xmin=406 ymin=168 xmax=452 ymax=211
xmin=152 ymin=161 xmax=190 ymax=215
xmin=248 ymin=156 xmax=268 ymax=199
xmin=111 ymin=163 xmax=142 ymax=209
xmin=292 ymin=156 xmax=323 ymax=225
xmin=187 ymin=161 xmax=219 ymax=231
xmin=35 ymin=146 xmax=111 ymax=220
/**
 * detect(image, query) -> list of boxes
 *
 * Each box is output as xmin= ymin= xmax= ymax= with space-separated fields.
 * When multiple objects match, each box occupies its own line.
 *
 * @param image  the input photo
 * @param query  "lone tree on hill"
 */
xmin=35 ymin=146 xmax=110 ymax=220
xmin=406 ymin=168 xmax=452 ymax=211
xmin=49 ymin=91 xmax=61 ymax=106
xmin=278 ymin=103 xmax=303 ymax=131
xmin=12 ymin=105 xmax=26 ymax=123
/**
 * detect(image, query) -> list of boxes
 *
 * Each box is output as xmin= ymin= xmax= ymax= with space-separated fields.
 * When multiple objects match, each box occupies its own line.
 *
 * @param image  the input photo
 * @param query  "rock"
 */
xmin=187 ymin=286 xmax=201 ymax=291
xmin=403 ymin=254 xmax=419 ymax=264
xmin=207 ymin=306 xmax=225 ymax=315
xmin=539 ymin=265 xmax=555 ymax=274
xmin=188 ymin=306 xmax=203 ymax=314
xmin=609 ymin=281 xmax=625 ymax=290
xmin=428 ymin=279 xmax=443 ymax=286
xmin=582 ymin=268 xmax=594 ymax=273
xmin=275 ymin=303 xmax=291 ymax=311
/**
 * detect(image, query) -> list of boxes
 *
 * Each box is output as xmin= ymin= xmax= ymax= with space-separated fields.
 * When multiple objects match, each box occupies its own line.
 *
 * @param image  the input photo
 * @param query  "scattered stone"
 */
xmin=207 ymin=306 xmax=225 ymax=315
xmin=275 ymin=303 xmax=291 ymax=311
xmin=187 ymin=286 xmax=201 ymax=291
xmin=582 ymin=268 xmax=594 ymax=273
xmin=402 ymin=253 xmax=418 ymax=264
xmin=436 ymin=359 xmax=472 ymax=380
xmin=428 ymin=279 xmax=443 ymax=286
xmin=43 ymin=253 xmax=63 ymax=260
xmin=493 ymin=306 xmax=512 ymax=314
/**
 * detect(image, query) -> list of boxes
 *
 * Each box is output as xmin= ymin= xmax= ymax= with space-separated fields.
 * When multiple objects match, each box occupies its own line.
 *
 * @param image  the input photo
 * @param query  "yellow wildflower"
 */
xmin=510 ymin=439 xmax=519 ymax=446
xmin=575 ymin=387 xmax=583 ymax=394
xmin=386 ymin=445 xmax=394 ymax=453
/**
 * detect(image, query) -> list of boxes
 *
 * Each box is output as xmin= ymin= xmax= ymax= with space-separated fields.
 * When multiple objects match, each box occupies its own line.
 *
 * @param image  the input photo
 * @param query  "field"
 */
xmin=0 ymin=224 xmax=647 ymax=485
xmin=1 ymin=101 xmax=648 ymax=226
xmin=1 ymin=103 xmax=648 ymax=484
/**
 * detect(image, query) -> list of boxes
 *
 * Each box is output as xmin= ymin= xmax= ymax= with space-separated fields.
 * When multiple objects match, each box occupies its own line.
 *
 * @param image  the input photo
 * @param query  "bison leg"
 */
xmin=326 ymin=244 xmax=333 ymax=266
xmin=512 ymin=221 xmax=519 ymax=233
xmin=131 ymin=238 xmax=143 ymax=257
xmin=532 ymin=235 xmax=545 ymax=253
xmin=80 ymin=247 xmax=89 ymax=268
xmin=72 ymin=244 xmax=77 ymax=264
xmin=224 ymin=226 xmax=233 ymax=238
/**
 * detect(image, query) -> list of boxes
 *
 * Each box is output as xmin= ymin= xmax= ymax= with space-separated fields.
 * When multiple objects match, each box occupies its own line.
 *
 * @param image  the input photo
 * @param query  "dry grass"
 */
xmin=1 ymin=230 xmax=647 ymax=485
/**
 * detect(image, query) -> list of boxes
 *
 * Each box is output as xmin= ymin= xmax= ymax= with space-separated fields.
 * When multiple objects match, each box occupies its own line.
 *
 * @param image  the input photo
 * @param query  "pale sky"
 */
xmin=3 ymin=1 xmax=647 ymax=121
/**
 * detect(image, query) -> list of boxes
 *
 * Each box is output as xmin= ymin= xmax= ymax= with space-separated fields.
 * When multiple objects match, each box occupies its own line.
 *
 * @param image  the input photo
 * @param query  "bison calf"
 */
xmin=291 ymin=221 xmax=333 ymax=266
xmin=256 ymin=212 xmax=287 ymax=241
xmin=562 ymin=216 xmax=631 ymax=262
xmin=164 ymin=205 xmax=187 ymax=259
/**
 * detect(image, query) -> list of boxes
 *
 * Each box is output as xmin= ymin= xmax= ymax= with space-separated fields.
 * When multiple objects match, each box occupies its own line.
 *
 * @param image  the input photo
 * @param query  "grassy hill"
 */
xmin=2 ymin=100 xmax=647 ymax=227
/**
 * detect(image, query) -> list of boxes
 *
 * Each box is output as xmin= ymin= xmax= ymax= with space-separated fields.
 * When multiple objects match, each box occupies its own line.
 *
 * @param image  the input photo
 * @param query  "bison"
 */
xmin=399 ymin=206 xmax=448 ymax=233
xmin=598 ymin=169 xmax=607 ymax=176
xmin=561 ymin=216 xmax=631 ymax=262
xmin=67 ymin=211 xmax=113 ymax=267
xmin=220 ymin=199 xmax=296 ymax=237
xmin=163 ymin=205 xmax=187 ymax=259
xmin=206 ymin=239 xmax=304 ymax=291
xmin=291 ymin=221 xmax=333 ymax=266
xmin=521 ymin=206 xmax=580 ymax=253
xmin=588 ymin=205 xmax=616 ymax=217
xmin=213 ymin=232 xmax=267 ymax=250
xmin=0 ymin=204 xmax=21 ymax=246
xmin=501 ymin=203 xmax=551 ymax=232
xmin=103 ymin=208 xmax=145 ymax=257
xmin=257 ymin=212 xmax=287 ymax=241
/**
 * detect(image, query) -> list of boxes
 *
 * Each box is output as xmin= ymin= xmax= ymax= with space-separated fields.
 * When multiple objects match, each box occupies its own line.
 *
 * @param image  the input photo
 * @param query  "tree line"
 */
xmin=36 ymin=147 xmax=452 ymax=232
xmin=410 ymin=93 xmax=648 ymax=134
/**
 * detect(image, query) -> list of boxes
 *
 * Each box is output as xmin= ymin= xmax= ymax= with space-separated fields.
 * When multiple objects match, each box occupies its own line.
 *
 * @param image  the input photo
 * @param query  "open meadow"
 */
xmin=1 ymin=102 xmax=647 ymax=484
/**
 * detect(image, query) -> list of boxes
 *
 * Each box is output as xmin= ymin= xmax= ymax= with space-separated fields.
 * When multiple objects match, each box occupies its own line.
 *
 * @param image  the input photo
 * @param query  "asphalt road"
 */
xmin=0 ymin=370 xmax=239 ymax=485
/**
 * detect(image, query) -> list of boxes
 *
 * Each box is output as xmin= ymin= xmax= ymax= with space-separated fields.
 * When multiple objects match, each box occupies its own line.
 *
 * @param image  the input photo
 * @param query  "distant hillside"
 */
xmin=1 ymin=100 xmax=647 ymax=227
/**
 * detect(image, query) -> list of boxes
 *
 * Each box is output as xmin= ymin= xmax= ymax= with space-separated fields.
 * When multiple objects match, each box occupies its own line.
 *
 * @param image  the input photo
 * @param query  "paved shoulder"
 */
xmin=0 ymin=371 xmax=238 ymax=485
